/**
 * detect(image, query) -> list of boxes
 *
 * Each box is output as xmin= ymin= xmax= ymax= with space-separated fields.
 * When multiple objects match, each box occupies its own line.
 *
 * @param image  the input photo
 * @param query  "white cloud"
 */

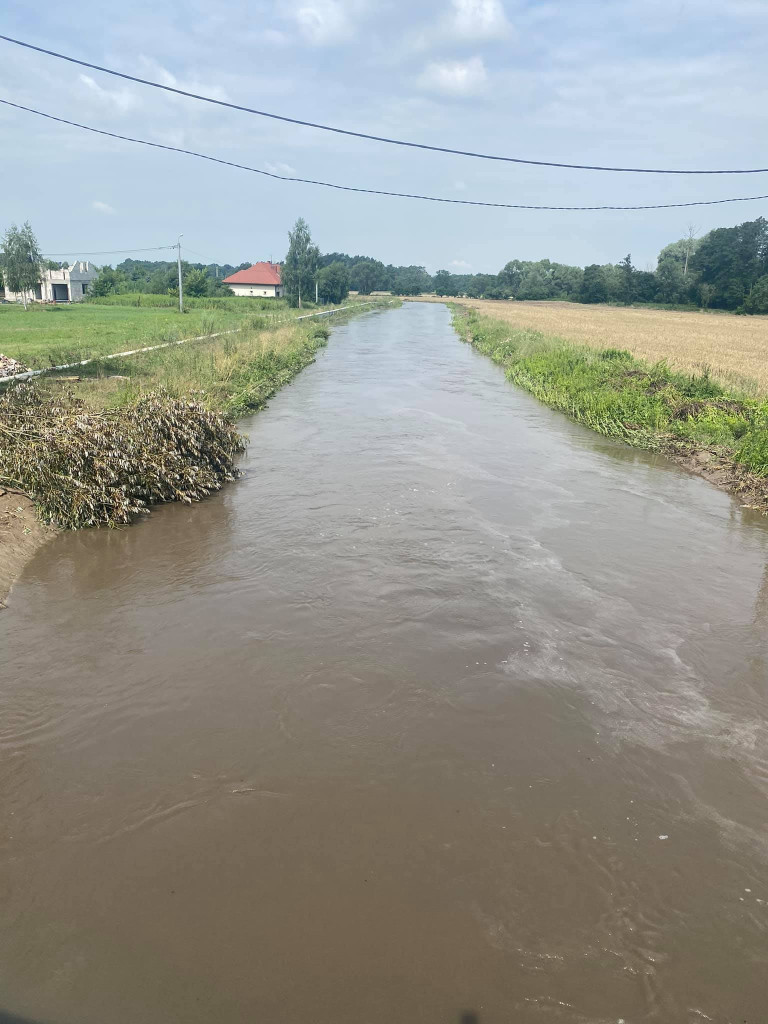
xmin=449 ymin=0 xmax=510 ymax=39
xmin=264 ymin=161 xmax=297 ymax=176
xmin=79 ymin=73 xmax=139 ymax=113
xmin=292 ymin=0 xmax=355 ymax=44
xmin=418 ymin=56 xmax=488 ymax=95
xmin=450 ymin=259 xmax=472 ymax=268
xmin=92 ymin=200 xmax=115 ymax=214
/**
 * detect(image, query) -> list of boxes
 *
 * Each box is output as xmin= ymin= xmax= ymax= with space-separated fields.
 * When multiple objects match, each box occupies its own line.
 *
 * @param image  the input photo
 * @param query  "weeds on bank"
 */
xmin=82 ymin=320 xmax=335 ymax=417
xmin=452 ymin=305 xmax=768 ymax=479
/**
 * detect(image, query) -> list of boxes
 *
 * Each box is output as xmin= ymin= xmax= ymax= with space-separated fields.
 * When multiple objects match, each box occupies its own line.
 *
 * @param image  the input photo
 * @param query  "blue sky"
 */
xmin=1 ymin=0 xmax=767 ymax=273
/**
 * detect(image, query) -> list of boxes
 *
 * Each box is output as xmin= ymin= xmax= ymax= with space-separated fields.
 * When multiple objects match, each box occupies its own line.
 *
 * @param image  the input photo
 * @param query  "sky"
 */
xmin=1 ymin=0 xmax=767 ymax=273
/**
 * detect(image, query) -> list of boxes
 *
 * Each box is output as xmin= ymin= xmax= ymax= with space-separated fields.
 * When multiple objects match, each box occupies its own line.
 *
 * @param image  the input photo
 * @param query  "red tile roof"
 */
xmin=223 ymin=262 xmax=282 ymax=286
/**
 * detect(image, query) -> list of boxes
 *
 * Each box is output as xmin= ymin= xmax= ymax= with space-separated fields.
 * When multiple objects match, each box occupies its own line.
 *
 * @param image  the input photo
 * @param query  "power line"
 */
xmin=1 ymin=33 xmax=766 ymax=177
xmin=183 ymin=246 xmax=223 ymax=264
xmin=4 ymin=100 xmax=768 ymax=213
xmin=42 ymin=245 xmax=175 ymax=256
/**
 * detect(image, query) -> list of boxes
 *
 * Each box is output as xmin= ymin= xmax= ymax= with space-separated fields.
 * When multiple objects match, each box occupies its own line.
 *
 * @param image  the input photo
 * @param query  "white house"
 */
xmin=222 ymin=262 xmax=283 ymax=298
xmin=1 ymin=260 xmax=97 ymax=303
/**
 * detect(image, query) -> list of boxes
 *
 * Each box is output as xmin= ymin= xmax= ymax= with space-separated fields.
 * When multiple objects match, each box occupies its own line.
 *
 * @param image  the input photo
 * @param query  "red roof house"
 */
xmin=223 ymin=262 xmax=283 ymax=298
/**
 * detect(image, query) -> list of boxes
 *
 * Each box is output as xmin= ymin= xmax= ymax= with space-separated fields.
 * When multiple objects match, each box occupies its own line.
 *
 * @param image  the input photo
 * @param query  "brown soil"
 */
xmin=0 ymin=489 xmax=57 ymax=608
xmin=666 ymin=446 xmax=768 ymax=514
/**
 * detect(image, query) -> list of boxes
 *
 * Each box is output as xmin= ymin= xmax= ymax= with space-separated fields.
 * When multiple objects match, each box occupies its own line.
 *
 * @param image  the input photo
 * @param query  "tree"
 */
xmin=691 ymin=217 xmax=768 ymax=309
xmin=618 ymin=254 xmax=635 ymax=304
xmin=498 ymin=260 xmax=525 ymax=295
xmin=89 ymin=266 xmax=127 ymax=297
xmin=282 ymin=217 xmax=319 ymax=308
xmin=392 ymin=265 xmax=432 ymax=296
xmin=579 ymin=264 xmax=608 ymax=303
xmin=433 ymin=270 xmax=454 ymax=296
xmin=349 ymin=259 xmax=381 ymax=295
xmin=655 ymin=258 xmax=685 ymax=304
xmin=517 ymin=267 xmax=550 ymax=301
xmin=183 ymin=268 xmax=209 ymax=297
xmin=465 ymin=274 xmax=497 ymax=298
xmin=316 ymin=261 xmax=349 ymax=304
xmin=1 ymin=221 xmax=43 ymax=309
xmin=683 ymin=223 xmax=698 ymax=277
xmin=742 ymin=274 xmax=768 ymax=314
xmin=633 ymin=270 xmax=657 ymax=303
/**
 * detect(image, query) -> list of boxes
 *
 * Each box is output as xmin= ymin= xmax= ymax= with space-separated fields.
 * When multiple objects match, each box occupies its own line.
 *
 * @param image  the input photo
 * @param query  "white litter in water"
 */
xmin=658 ymin=835 xmax=669 ymax=840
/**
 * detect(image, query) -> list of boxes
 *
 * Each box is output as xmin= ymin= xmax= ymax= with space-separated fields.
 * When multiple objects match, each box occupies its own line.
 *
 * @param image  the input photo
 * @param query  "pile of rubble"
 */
xmin=0 ymin=354 xmax=30 ymax=378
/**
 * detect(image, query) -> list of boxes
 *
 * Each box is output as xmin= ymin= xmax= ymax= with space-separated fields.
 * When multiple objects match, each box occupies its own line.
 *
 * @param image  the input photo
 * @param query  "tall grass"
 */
xmin=86 ymin=292 xmax=286 ymax=311
xmin=453 ymin=305 xmax=768 ymax=485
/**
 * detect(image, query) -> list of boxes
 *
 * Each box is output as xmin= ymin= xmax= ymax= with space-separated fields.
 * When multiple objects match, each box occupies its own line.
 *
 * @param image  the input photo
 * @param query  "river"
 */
xmin=2 ymin=302 xmax=767 ymax=1023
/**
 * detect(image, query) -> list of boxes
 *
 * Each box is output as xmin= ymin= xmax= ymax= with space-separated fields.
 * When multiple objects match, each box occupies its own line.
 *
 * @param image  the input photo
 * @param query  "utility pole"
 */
xmin=177 ymin=234 xmax=184 ymax=313
xmin=315 ymin=279 xmax=318 ymax=304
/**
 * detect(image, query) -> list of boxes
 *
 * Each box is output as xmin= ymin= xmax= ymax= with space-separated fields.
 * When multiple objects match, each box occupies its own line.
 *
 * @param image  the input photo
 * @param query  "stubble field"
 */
xmin=426 ymin=298 xmax=768 ymax=394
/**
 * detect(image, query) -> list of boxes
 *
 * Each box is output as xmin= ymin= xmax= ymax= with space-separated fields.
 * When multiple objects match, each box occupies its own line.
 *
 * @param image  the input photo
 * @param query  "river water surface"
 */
xmin=2 ymin=302 xmax=768 ymax=1023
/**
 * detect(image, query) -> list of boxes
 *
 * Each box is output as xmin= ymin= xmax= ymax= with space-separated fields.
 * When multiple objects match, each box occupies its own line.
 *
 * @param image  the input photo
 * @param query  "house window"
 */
xmin=81 ymin=282 xmax=89 ymax=295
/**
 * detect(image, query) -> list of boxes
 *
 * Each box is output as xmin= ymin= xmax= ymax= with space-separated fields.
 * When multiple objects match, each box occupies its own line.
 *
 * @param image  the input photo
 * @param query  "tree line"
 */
xmin=4 ymin=214 xmax=768 ymax=313
xmin=432 ymin=217 xmax=768 ymax=313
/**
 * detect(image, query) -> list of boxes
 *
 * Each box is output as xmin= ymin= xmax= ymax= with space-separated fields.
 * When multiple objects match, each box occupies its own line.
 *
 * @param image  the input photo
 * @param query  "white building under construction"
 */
xmin=1 ymin=260 xmax=97 ymax=303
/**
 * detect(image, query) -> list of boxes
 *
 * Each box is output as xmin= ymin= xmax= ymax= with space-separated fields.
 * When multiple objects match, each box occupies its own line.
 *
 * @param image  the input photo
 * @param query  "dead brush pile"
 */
xmin=0 ymin=382 xmax=246 ymax=528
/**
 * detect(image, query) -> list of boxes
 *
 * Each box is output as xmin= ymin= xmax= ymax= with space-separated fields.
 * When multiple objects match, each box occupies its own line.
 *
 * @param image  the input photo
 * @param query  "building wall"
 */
xmin=228 ymin=283 xmax=282 ymax=298
xmin=2 ymin=261 xmax=97 ymax=303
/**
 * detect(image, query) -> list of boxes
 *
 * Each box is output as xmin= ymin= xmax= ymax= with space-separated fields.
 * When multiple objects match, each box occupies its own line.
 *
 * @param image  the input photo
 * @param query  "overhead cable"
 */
xmin=1 ymin=33 xmax=766 ymax=176
xmin=4 ymin=100 xmax=768 ymax=213
xmin=42 ymin=245 xmax=175 ymax=256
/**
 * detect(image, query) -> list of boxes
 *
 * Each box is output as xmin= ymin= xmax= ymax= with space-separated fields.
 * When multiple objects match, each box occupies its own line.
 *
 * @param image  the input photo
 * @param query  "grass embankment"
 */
xmin=0 ymin=293 xmax=351 ymax=369
xmin=453 ymin=305 xmax=768 ymax=512
xmin=0 ymin=300 xmax=394 ymax=600
xmin=425 ymin=297 xmax=768 ymax=395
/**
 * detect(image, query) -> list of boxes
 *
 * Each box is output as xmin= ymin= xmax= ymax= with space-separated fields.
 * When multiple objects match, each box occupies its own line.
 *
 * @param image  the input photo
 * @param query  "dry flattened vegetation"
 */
xmin=0 ymin=385 xmax=246 ymax=528
xmin=442 ymin=298 xmax=768 ymax=395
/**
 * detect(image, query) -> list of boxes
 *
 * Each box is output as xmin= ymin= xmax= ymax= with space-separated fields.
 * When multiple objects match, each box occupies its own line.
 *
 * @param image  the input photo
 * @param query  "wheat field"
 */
xmin=427 ymin=298 xmax=768 ymax=394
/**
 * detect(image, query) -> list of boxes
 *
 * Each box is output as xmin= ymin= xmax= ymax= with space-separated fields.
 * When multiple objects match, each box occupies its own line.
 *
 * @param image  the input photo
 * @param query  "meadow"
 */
xmin=0 ymin=294 xmax=346 ymax=369
xmin=437 ymin=298 xmax=768 ymax=396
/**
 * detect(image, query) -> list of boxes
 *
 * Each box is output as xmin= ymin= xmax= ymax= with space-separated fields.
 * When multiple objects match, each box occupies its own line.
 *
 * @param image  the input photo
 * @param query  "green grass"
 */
xmin=0 ymin=302 xmax=252 ymax=368
xmin=35 ymin=301 xmax=395 ymax=418
xmin=0 ymin=294 xmax=362 ymax=369
xmin=452 ymin=305 xmax=768 ymax=483
xmin=85 ymin=293 xmax=284 ymax=310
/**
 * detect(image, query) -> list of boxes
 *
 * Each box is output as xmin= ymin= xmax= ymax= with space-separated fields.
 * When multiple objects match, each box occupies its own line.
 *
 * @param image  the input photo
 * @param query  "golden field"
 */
xmin=421 ymin=298 xmax=768 ymax=394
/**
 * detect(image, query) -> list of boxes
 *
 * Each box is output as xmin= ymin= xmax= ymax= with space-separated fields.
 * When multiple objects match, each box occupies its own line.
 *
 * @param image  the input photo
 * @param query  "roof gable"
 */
xmin=223 ymin=262 xmax=282 ymax=286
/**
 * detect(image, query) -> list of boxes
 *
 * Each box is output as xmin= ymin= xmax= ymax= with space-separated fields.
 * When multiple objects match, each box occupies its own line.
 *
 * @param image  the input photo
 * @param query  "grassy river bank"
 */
xmin=0 ymin=299 xmax=395 ymax=604
xmin=452 ymin=303 xmax=768 ymax=513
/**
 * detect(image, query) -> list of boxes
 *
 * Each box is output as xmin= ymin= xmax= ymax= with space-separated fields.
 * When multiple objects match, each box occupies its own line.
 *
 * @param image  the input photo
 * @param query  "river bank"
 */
xmin=0 ymin=489 xmax=55 ymax=607
xmin=452 ymin=303 xmax=768 ymax=514
xmin=0 ymin=301 xmax=394 ymax=604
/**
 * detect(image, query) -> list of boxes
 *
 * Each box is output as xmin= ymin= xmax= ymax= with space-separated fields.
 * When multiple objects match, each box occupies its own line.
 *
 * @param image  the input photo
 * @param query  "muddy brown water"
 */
xmin=2 ymin=302 xmax=768 ymax=1024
